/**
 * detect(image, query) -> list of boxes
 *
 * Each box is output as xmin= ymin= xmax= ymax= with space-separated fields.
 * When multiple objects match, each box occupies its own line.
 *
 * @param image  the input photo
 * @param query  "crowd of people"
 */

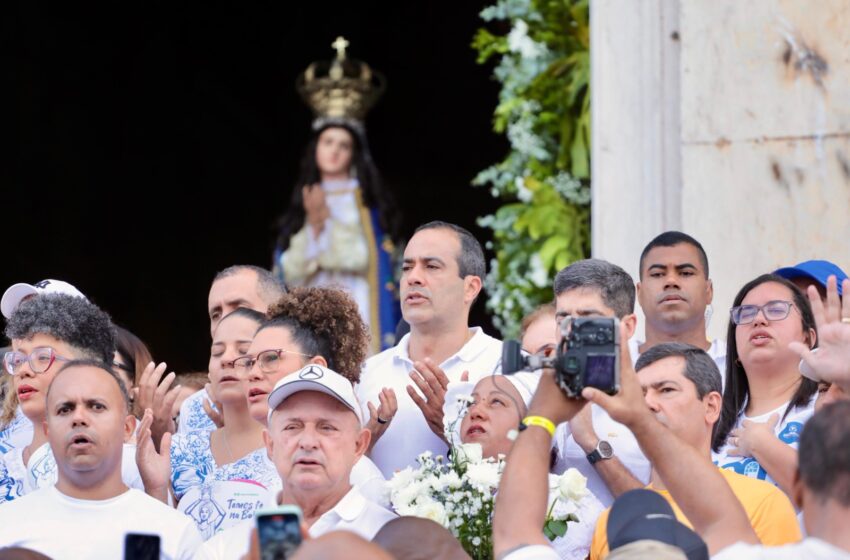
xmin=0 ymin=221 xmax=848 ymax=560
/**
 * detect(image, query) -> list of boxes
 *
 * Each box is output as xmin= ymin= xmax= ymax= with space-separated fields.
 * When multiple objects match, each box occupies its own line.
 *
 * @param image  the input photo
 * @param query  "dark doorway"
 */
xmin=5 ymin=3 xmax=508 ymax=370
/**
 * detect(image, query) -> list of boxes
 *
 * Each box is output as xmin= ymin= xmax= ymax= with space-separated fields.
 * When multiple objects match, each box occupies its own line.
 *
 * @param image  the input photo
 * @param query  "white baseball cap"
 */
xmin=1 ymin=279 xmax=88 ymax=319
xmin=267 ymin=364 xmax=363 ymax=426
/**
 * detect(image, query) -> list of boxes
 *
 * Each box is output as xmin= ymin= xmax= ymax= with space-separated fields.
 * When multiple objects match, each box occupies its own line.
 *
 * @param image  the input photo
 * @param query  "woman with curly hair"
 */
xmin=219 ymin=286 xmax=385 ymax=505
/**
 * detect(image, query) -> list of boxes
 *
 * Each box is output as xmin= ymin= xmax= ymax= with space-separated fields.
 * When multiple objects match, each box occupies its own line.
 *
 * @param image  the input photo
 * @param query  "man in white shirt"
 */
xmin=357 ymin=221 xmax=502 ymax=477
xmin=0 ymin=361 xmax=203 ymax=559
xmin=550 ymin=259 xmax=651 ymax=507
xmin=203 ymin=364 xmax=395 ymax=559
xmin=634 ymin=231 xmax=726 ymax=373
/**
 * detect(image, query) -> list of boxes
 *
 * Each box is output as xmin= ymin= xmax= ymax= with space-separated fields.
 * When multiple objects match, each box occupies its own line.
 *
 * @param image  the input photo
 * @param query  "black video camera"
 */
xmin=502 ymin=317 xmax=620 ymax=397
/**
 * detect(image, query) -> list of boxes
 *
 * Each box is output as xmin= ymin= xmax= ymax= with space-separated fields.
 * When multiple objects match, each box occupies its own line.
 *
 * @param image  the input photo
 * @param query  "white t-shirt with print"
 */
xmin=357 ymin=328 xmax=503 ymax=477
xmin=712 ymin=398 xmax=814 ymax=488
xmin=713 ymin=538 xmax=850 ymax=560
xmin=0 ymin=485 xmax=203 ymax=559
xmin=177 ymin=388 xmax=217 ymax=435
xmin=202 ymin=485 xmax=396 ymax=560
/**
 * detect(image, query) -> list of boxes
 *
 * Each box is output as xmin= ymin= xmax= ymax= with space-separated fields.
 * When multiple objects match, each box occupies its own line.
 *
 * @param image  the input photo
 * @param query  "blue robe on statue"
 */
xmin=272 ymin=179 xmax=400 ymax=354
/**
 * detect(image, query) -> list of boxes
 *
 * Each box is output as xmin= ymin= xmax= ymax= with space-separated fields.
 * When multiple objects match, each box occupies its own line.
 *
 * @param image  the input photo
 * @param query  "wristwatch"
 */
xmin=587 ymin=440 xmax=613 ymax=465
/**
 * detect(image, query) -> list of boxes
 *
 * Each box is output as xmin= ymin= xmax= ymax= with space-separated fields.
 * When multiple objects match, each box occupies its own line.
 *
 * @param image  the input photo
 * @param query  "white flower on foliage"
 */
xmin=457 ymin=442 xmax=484 ymax=465
xmin=515 ymin=176 xmax=533 ymax=203
xmin=507 ymin=118 xmax=549 ymax=161
xmin=466 ymin=461 xmax=501 ymax=490
xmin=558 ymin=468 xmax=588 ymax=502
xmin=415 ymin=498 xmax=449 ymax=527
xmin=507 ymin=20 xmax=546 ymax=60
xmin=528 ymin=253 xmax=548 ymax=288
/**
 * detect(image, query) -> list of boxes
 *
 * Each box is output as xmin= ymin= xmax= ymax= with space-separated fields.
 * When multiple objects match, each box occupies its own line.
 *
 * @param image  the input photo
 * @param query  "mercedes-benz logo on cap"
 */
xmin=299 ymin=365 xmax=324 ymax=380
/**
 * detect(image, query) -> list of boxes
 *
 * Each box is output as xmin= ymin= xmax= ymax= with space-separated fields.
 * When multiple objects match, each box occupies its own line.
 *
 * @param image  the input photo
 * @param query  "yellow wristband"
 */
xmin=522 ymin=415 xmax=556 ymax=438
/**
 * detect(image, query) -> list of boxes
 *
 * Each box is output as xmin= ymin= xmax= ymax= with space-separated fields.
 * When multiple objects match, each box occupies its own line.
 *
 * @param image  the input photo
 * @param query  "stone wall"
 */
xmin=592 ymin=0 xmax=850 ymax=340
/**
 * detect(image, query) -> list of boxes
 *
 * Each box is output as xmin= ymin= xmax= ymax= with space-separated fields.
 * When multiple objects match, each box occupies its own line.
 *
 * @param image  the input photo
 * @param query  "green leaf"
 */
xmin=546 ymin=519 xmax=569 ymax=538
xmin=539 ymin=236 xmax=569 ymax=270
xmin=542 ymin=525 xmax=555 ymax=541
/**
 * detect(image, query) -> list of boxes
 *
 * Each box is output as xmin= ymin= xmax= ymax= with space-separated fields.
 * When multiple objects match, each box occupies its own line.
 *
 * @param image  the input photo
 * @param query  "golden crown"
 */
xmin=296 ymin=37 xmax=386 ymax=129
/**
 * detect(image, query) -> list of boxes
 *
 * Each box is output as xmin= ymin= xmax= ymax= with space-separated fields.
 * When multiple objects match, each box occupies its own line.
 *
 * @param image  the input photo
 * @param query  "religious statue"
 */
xmin=273 ymin=37 xmax=402 ymax=354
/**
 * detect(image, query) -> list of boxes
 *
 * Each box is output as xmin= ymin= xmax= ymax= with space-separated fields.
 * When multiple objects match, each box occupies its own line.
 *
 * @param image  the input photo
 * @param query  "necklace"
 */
xmin=219 ymin=428 xmax=235 ymax=465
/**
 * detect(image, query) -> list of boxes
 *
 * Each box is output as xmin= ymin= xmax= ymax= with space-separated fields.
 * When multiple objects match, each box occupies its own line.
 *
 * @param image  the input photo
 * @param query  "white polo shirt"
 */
xmin=202 ymin=485 xmax=396 ymax=559
xmin=0 ymin=486 xmax=203 ymax=559
xmin=356 ymin=327 xmax=503 ymax=477
xmin=553 ymin=404 xmax=652 ymax=508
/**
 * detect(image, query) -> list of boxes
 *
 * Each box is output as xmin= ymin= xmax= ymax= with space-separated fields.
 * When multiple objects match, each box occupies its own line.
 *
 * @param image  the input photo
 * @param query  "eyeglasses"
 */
xmin=730 ymin=300 xmax=795 ymax=325
xmin=232 ymin=348 xmax=313 ymax=374
xmin=4 ymin=347 xmax=71 ymax=375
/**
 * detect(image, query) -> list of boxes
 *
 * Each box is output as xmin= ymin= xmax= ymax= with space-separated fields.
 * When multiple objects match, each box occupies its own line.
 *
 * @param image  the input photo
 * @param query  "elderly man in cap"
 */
xmin=203 ymin=364 xmax=396 ymax=559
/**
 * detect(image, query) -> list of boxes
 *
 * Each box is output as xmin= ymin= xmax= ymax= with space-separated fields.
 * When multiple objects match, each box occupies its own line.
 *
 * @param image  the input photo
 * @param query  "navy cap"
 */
xmin=608 ymin=489 xmax=708 ymax=560
xmin=774 ymin=260 xmax=847 ymax=296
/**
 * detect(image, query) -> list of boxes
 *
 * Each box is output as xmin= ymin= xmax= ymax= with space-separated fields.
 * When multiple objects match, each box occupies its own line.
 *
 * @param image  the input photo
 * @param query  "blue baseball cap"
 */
xmin=774 ymin=260 xmax=847 ymax=296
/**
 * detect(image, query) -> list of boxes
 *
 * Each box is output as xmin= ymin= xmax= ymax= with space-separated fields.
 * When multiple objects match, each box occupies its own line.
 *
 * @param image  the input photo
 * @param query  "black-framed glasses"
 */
xmin=4 ymin=347 xmax=71 ymax=376
xmin=730 ymin=300 xmax=795 ymax=325
xmin=232 ymin=348 xmax=313 ymax=374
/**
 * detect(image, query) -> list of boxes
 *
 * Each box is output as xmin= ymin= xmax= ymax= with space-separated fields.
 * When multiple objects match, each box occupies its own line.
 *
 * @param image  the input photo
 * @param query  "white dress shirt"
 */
xmin=357 ymin=327 xmax=503 ymax=477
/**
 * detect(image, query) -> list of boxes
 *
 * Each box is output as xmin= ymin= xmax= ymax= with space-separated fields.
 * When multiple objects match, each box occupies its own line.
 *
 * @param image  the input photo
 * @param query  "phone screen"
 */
xmin=124 ymin=533 xmax=160 ymax=560
xmin=257 ymin=513 xmax=302 ymax=560
xmin=584 ymin=353 xmax=616 ymax=390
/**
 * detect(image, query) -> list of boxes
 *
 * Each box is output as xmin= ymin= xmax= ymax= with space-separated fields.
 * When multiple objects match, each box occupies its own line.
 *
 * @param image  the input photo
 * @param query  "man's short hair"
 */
xmin=799 ymin=401 xmax=850 ymax=506
xmin=413 ymin=221 xmax=486 ymax=280
xmin=5 ymin=294 xmax=115 ymax=363
xmin=639 ymin=231 xmax=709 ymax=278
xmin=553 ymin=259 xmax=635 ymax=318
xmin=213 ymin=265 xmax=286 ymax=304
xmin=48 ymin=359 xmax=131 ymax=414
xmin=635 ymin=342 xmax=721 ymax=399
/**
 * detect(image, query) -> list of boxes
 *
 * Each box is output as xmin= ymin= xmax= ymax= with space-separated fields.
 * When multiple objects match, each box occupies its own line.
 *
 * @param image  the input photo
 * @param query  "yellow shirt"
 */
xmin=589 ymin=468 xmax=802 ymax=559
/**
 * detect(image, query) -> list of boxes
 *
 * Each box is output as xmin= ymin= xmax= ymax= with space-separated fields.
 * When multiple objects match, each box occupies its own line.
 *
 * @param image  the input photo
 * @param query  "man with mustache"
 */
xmin=356 ymin=221 xmax=502 ymax=477
xmin=203 ymin=364 xmax=396 ymax=559
xmin=0 ymin=361 xmax=202 ymax=558
xmin=635 ymin=231 xmax=725 ymax=373
xmin=588 ymin=343 xmax=800 ymax=558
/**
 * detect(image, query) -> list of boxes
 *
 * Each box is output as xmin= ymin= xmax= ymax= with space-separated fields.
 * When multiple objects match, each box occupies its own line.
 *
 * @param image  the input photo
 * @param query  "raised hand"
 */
xmin=407 ymin=358 xmax=454 ymax=441
xmin=136 ymin=408 xmax=172 ymax=504
xmin=789 ymin=276 xmax=850 ymax=390
xmin=203 ymin=382 xmax=224 ymax=429
xmin=134 ymin=362 xmax=181 ymax=450
xmin=365 ymin=387 xmax=398 ymax=451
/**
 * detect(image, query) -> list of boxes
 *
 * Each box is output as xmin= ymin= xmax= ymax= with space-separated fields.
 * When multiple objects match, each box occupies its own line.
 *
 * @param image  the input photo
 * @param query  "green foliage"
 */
xmin=473 ymin=0 xmax=591 ymax=337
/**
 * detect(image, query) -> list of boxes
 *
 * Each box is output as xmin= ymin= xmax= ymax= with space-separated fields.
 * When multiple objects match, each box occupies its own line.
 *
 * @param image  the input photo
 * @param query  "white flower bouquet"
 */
xmin=388 ymin=445 xmax=502 ymax=560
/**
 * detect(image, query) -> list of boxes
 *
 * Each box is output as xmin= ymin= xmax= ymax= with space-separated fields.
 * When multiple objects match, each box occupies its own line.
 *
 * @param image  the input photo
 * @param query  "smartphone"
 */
xmin=256 ymin=505 xmax=304 ymax=560
xmin=124 ymin=533 xmax=160 ymax=560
